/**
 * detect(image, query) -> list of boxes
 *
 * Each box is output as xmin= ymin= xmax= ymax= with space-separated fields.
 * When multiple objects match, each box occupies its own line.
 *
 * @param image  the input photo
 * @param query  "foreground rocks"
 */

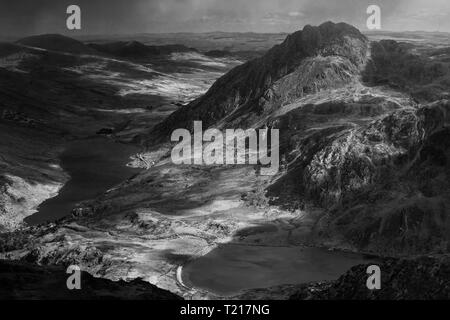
xmin=0 ymin=259 xmax=182 ymax=299
xmin=153 ymin=21 xmax=369 ymax=136
xmin=0 ymin=123 xmax=68 ymax=232
xmin=268 ymin=99 xmax=450 ymax=256
xmin=150 ymin=22 xmax=450 ymax=258
xmin=289 ymin=255 xmax=450 ymax=300
xmin=231 ymin=254 xmax=450 ymax=300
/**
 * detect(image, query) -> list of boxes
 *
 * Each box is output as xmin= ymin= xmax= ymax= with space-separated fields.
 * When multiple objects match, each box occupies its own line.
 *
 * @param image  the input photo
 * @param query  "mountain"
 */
xmin=268 ymin=99 xmax=450 ymax=255
xmin=153 ymin=21 xmax=369 ymax=136
xmin=363 ymin=39 xmax=450 ymax=102
xmin=16 ymin=34 xmax=97 ymax=54
xmin=150 ymin=21 xmax=450 ymax=257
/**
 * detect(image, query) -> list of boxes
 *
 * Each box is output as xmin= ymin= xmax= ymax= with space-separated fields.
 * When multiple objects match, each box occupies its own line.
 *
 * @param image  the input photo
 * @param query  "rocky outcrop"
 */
xmin=2 ymin=24 xmax=449 ymax=300
xmin=304 ymin=101 xmax=448 ymax=206
xmin=148 ymin=22 xmax=450 ymax=257
xmin=268 ymin=99 xmax=450 ymax=255
xmin=289 ymin=255 xmax=450 ymax=300
xmin=0 ymin=259 xmax=182 ymax=299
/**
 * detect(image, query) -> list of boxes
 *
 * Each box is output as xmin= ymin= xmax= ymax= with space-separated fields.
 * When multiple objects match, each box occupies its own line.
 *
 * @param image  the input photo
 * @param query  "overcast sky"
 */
xmin=0 ymin=0 xmax=449 ymax=36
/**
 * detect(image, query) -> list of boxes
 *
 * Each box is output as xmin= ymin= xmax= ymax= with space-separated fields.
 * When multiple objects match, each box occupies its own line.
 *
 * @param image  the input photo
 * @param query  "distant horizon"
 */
xmin=3 ymin=26 xmax=450 ymax=42
xmin=1 ymin=0 xmax=449 ymax=37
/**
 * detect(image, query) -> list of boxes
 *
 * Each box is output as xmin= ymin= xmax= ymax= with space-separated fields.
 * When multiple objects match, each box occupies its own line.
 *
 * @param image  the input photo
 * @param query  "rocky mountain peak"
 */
xmin=267 ymin=21 xmax=367 ymax=66
xmin=153 ymin=22 xmax=369 ymax=138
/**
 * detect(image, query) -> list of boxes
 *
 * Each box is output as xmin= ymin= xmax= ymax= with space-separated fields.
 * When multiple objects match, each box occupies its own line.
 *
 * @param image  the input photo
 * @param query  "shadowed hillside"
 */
xmin=147 ymin=22 xmax=450 ymax=257
xmin=16 ymin=34 xmax=97 ymax=54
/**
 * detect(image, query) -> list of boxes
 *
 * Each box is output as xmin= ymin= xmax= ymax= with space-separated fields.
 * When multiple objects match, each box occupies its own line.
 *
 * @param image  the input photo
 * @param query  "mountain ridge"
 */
xmin=153 ymin=21 xmax=369 ymax=136
xmin=89 ymin=41 xmax=198 ymax=58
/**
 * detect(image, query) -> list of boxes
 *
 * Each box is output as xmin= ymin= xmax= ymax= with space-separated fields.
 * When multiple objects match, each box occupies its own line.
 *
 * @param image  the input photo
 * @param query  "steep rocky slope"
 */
xmin=267 ymin=100 xmax=450 ymax=255
xmin=89 ymin=41 xmax=197 ymax=58
xmin=153 ymin=21 xmax=369 ymax=135
xmin=0 ymin=122 xmax=68 ymax=232
xmin=16 ymin=34 xmax=97 ymax=54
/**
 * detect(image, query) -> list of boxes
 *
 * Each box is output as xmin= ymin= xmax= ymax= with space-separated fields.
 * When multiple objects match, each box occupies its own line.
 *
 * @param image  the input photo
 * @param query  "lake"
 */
xmin=25 ymin=138 xmax=140 ymax=225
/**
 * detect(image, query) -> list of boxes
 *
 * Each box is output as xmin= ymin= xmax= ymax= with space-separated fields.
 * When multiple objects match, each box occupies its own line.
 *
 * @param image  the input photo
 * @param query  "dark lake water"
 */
xmin=25 ymin=138 xmax=140 ymax=225
xmin=182 ymin=244 xmax=373 ymax=296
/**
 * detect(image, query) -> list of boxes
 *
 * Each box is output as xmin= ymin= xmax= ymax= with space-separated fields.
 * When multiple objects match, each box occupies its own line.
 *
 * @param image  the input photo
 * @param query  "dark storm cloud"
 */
xmin=0 ymin=0 xmax=154 ymax=36
xmin=0 ymin=0 xmax=449 ymax=36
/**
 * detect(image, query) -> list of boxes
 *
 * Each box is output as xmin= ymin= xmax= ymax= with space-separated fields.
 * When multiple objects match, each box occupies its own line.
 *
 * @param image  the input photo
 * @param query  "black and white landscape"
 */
xmin=0 ymin=0 xmax=450 ymax=301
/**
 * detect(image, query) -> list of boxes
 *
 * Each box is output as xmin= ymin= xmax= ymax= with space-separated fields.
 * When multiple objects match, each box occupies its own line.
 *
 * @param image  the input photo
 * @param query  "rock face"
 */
xmin=0 ymin=260 xmax=182 ymax=299
xmin=289 ymin=255 xmax=450 ymax=300
xmin=363 ymin=40 xmax=450 ymax=102
xmin=153 ymin=21 xmax=369 ymax=136
xmin=1 ymin=32 xmax=214 ymax=231
xmin=268 ymin=99 xmax=450 ymax=255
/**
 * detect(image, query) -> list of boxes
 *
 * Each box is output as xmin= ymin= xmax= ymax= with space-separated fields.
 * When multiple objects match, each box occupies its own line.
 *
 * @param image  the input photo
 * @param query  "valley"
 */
xmin=1 ymin=23 xmax=450 ymax=300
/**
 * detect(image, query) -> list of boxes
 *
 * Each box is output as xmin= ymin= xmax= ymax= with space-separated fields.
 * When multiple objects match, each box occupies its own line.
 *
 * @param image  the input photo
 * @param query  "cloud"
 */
xmin=261 ymin=11 xmax=305 ymax=28
xmin=288 ymin=11 xmax=303 ymax=17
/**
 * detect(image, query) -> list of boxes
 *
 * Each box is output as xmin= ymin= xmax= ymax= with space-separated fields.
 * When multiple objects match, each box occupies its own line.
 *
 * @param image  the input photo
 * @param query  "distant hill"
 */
xmin=0 ymin=42 xmax=28 ymax=57
xmin=16 ymin=34 xmax=97 ymax=54
xmin=89 ymin=40 xmax=197 ymax=58
xmin=151 ymin=22 xmax=450 ymax=258
xmin=204 ymin=49 xmax=233 ymax=58
xmin=289 ymin=255 xmax=450 ymax=300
